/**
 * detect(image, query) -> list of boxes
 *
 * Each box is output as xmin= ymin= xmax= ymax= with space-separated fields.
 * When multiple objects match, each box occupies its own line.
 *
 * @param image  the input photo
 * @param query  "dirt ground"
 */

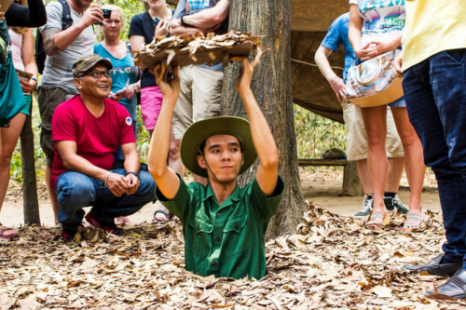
xmin=0 ymin=171 xmax=441 ymax=228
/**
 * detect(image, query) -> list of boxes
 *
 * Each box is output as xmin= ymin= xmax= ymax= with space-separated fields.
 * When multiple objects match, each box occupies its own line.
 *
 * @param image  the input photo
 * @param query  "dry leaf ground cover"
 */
xmin=1 ymin=202 xmax=463 ymax=310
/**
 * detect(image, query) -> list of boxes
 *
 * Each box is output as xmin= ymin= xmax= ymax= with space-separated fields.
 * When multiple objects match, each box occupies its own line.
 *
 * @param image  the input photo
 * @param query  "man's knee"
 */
xmin=135 ymin=171 xmax=156 ymax=199
xmin=56 ymin=172 xmax=96 ymax=208
xmin=366 ymin=131 xmax=386 ymax=149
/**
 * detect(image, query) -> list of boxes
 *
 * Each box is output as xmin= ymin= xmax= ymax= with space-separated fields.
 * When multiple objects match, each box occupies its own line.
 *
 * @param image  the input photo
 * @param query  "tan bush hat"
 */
xmin=72 ymin=54 xmax=113 ymax=78
xmin=180 ymin=116 xmax=257 ymax=178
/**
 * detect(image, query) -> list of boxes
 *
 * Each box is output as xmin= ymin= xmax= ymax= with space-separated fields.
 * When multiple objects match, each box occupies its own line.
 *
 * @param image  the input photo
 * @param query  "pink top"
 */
xmin=8 ymin=28 xmax=25 ymax=72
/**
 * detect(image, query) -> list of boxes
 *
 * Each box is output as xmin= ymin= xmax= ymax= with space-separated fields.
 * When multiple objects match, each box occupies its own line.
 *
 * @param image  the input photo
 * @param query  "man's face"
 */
xmin=197 ymin=134 xmax=243 ymax=183
xmin=146 ymin=0 xmax=166 ymax=10
xmin=74 ymin=63 xmax=112 ymax=99
xmin=75 ymin=0 xmax=93 ymax=9
xmin=103 ymin=10 xmax=122 ymax=38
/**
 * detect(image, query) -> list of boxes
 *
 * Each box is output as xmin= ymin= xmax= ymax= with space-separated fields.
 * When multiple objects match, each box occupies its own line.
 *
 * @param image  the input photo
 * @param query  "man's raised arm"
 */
xmin=170 ymin=0 xmax=229 ymax=35
xmin=235 ymin=54 xmax=279 ymax=196
xmin=42 ymin=4 xmax=103 ymax=56
xmin=147 ymin=65 xmax=181 ymax=200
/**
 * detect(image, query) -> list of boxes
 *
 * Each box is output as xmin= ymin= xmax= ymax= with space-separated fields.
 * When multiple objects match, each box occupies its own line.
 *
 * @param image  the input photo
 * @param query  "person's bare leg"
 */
xmin=360 ymin=106 xmax=389 ymax=214
xmin=391 ymin=108 xmax=424 ymax=214
xmin=0 ymin=114 xmax=27 ymax=236
xmin=356 ymin=159 xmax=372 ymax=195
xmin=386 ymin=157 xmax=404 ymax=193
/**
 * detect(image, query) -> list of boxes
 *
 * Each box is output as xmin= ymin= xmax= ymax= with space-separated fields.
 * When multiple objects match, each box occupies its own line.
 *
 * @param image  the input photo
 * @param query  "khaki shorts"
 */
xmin=343 ymin=103 xmax=404 ymax=161
xmin=38 ymin=87 xmax=74 ymax=167
xmin=173 ymin=65 xmax=223 ymax=139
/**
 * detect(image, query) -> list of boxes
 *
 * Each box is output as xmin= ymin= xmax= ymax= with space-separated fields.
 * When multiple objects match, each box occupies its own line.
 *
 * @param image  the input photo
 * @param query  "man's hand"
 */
xmin=234 ymin=49 xmax=264 ymax=93
xmin=328 ymin=76 xmax=347 ymax=103
xmin=394 ymin=51 xmax=403 ymax=77
xmin=155 ymin=20 xmax=170 ymax=37
xmin=106 ymin=173 xmax=129 ymax=197
xmin=19 ymin=78 xmax=36 ymax=94
xmin=152 ymin=63 xmax=180 ymax=98
xmin=78 ymin=4 xmax=103 ymax=29
xmin=124 ymin=174 xmax=140 ymax=195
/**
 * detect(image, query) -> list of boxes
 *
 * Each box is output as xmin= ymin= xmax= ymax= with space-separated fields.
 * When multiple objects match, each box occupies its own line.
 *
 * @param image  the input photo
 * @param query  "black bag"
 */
xmin=35 ymin=0 xmax=73 ymax=74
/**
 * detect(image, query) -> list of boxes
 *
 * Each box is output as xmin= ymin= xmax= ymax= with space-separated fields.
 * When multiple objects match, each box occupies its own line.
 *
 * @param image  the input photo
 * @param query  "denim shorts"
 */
xmin=388 ymin=97 xmax=407 ymax=108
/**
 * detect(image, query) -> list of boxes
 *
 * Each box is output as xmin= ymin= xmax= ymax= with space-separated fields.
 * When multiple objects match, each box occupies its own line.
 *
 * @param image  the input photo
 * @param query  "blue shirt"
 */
xmin=94 ymin=43 xmax=139 ymax=121
xmin=320 ymin=13 xmax=355 ymax=82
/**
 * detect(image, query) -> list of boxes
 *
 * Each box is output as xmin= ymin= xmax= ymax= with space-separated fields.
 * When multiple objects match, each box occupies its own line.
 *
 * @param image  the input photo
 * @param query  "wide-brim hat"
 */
xmin=180 ymin=116 xmax=257 ymax=178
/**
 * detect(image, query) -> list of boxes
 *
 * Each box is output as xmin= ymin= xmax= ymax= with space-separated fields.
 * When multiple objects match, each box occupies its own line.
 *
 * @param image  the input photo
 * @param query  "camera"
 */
xmin=102 ymin=9 xmax=112 ymax=19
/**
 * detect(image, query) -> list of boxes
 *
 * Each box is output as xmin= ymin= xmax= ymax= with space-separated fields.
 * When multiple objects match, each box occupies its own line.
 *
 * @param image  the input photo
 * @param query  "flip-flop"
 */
xmin=366 ymin=210 xmax=390 ymax=229
xmin=403 ymin=211 xmax=429 ymax=232
xmin=0 ymin=228 xmax=19 ymax=239
xmin=153 ymin=209 xmax=169 ymax=224
xmin=171 ymin=215 xmax=180 ymax=222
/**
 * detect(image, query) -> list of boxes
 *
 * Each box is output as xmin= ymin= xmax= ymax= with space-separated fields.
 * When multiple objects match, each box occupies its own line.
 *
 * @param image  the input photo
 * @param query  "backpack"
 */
xmin=35 ymin=0 xmax=73 ymax=74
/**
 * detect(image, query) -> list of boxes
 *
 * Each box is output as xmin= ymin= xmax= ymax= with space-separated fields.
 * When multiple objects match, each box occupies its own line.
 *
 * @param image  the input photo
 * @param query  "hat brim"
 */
xmin=73 ymin=58 xmax=113 ymax=77
xmin=180 ymin=116 xmax=257 ymax=178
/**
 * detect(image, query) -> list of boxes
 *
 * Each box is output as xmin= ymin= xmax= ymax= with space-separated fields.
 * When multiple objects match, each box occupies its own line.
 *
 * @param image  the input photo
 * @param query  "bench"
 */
xmin=297 ymin=159 xmax=364 ymax=196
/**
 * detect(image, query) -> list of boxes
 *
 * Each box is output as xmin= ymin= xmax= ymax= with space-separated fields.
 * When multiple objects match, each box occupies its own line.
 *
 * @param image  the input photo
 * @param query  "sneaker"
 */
xmin=85 ymin=212 xmax=124 ymax=236
xmin=61 ymin=227 xmax=79 ymax=242
xmin=354 ymin=194 xmax=374 ymax=218
xmin=385 ymin=194 xmax=409 ymax=214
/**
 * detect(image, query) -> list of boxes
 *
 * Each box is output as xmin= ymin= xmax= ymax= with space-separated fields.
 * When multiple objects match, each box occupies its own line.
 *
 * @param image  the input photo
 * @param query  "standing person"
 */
xmin=39 ymin=0 xmax=102 ymax=225
xmin=53 ymin=55 xmax=156 ymax=241
xmin=315 ymin=12 xmax=407 ymax=219
xmin=0 ymin=0 xmax=46 ymax=238
xmin=169 ymin=0 xmax=230 ymax=186
xmin=395 ymin=0 xmax=466 ymax=298
xmin=129 ymin=0 xmax=178 ymax=223
xmin=148 ymin=53 xmax=284 ymax=280
xmin=94 ymin=4 xmax=140 ymax=225
xmin=348 ymin=0 xmax=426 ymax=230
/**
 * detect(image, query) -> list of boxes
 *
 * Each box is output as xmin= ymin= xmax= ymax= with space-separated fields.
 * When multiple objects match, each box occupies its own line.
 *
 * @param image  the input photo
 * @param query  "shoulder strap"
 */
xmin=58 ymin=0 xmax=73 ymax=30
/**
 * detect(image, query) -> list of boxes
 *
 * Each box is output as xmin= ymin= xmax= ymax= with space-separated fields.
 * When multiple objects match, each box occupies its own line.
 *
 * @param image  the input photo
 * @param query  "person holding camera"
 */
xmin=38 ymin=0 xmax=103 ymax=225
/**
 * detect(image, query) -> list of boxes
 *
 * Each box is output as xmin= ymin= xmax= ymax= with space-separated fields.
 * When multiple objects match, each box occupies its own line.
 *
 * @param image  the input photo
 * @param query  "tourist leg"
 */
xmin=91 ymin=169 xmax=156 ymax=221
xmin=360 ymin=105 xmax=388 ymax=214
xmin=403 ymin=52 xmax=466 ymax=263
xmin=56 ymin=171 xmax=97 ymax=229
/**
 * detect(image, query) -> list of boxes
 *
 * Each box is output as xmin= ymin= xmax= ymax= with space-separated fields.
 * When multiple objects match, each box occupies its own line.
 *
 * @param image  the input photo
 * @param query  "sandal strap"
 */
xmin=153 ymin=209 xmax=169 ymax=218
xmin=406 ymin=214 xmax=425 ymax=221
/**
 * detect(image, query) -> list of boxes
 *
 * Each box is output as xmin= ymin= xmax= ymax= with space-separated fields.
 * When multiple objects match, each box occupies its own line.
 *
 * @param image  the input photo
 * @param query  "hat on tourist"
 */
xmin=72 ymin=54 xmax=113 ymax=78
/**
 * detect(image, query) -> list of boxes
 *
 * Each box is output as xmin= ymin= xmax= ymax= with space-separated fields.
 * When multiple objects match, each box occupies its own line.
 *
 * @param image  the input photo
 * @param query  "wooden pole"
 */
xmin=222 ymin=0 xmax=307 ymax=239
xmin=20 ymin=105 xmax=40 ymax=225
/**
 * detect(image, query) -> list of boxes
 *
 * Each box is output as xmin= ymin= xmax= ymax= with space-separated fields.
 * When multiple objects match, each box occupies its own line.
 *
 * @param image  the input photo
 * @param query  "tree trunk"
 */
xmin=221 ymin=0 xmax=307 ymax=239
xmin=20 ymin=111 xmax=40 ymax=225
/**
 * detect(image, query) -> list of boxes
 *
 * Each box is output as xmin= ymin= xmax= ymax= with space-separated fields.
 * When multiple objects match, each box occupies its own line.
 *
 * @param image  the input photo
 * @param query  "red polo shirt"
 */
xmin=51 ymin=95 xmax=136 ymax=188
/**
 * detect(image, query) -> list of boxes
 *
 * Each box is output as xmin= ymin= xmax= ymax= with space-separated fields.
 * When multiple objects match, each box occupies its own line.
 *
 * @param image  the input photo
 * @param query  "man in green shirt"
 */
xmin=148 ymin=54 xmax=284 ymax=280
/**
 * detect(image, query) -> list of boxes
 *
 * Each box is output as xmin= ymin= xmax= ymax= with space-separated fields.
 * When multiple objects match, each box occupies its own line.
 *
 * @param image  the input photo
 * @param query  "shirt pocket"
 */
xmin=188 ymin=216 xmax=213 ymax=257
xmin=223 ymin=213 xmax=249 ymax=256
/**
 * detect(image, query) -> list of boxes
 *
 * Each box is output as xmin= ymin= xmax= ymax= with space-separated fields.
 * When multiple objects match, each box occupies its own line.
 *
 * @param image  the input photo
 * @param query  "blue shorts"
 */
xmin=388 ymin=97 xmax=407 ymax=108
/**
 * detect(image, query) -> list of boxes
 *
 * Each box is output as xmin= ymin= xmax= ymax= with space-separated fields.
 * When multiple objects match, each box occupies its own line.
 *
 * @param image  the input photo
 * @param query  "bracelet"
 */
xmin=128 ymin=171 xmax=139 ymax=180
xmin=180 ymin=14 xmax=194 ymax=28
xmin=104 ymin=171 xmax=112 ymax=187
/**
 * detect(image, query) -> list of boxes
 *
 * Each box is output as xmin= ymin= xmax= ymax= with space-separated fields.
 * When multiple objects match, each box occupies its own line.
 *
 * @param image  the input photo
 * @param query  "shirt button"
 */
xmin=216 ymin=237 xmax=221 ymax=241
xmin=212 ymin=261 xmax=217 ymax=266
xmin=197 ymin=225 xmax=200 ymax=229
xmin=217 ymin=212 xmax=221 ymax=217
xmin=235 ymin=224 xmax=239 ymax=229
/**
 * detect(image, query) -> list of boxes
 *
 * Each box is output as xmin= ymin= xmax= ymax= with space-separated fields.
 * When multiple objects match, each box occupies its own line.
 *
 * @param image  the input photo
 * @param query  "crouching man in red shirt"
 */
xmin=51 ymin=55 xmax=156 ymax=241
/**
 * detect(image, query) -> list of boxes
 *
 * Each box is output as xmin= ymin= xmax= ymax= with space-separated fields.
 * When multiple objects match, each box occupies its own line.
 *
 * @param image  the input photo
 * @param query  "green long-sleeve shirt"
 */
xmin=155 ymin=174 xmax=285 ymax=280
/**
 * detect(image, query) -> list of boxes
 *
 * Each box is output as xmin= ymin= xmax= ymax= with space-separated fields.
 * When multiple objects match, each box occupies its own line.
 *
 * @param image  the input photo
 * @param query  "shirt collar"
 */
xmin=203 ymin=183 xmax=242 ymax=203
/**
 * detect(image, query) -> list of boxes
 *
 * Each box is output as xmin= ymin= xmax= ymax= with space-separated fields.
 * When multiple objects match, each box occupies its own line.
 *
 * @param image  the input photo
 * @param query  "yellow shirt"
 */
xmin=402 ymin=0 xmax=466 ymax=71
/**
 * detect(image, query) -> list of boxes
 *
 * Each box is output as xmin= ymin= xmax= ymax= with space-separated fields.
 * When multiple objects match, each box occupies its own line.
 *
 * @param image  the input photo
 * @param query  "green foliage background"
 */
xmin=9 ymin=0 xmax=347 ymax=182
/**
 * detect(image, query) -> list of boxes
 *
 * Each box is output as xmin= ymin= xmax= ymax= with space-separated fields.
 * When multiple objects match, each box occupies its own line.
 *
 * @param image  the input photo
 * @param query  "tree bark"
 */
xmin=221 ymin=0 xmax=307 ymax=239
xmin=20 ymin=111 xmax=40 ymax=225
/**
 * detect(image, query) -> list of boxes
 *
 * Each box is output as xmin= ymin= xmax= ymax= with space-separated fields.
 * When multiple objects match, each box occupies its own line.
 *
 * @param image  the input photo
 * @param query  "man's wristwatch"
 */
xmin=128 ymin=171 xmax=139 ymax=180
xmin=180 ymin=14 xmax=194 ymax=28
xmin=31 ymin=77 xmax=38 ymax=89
